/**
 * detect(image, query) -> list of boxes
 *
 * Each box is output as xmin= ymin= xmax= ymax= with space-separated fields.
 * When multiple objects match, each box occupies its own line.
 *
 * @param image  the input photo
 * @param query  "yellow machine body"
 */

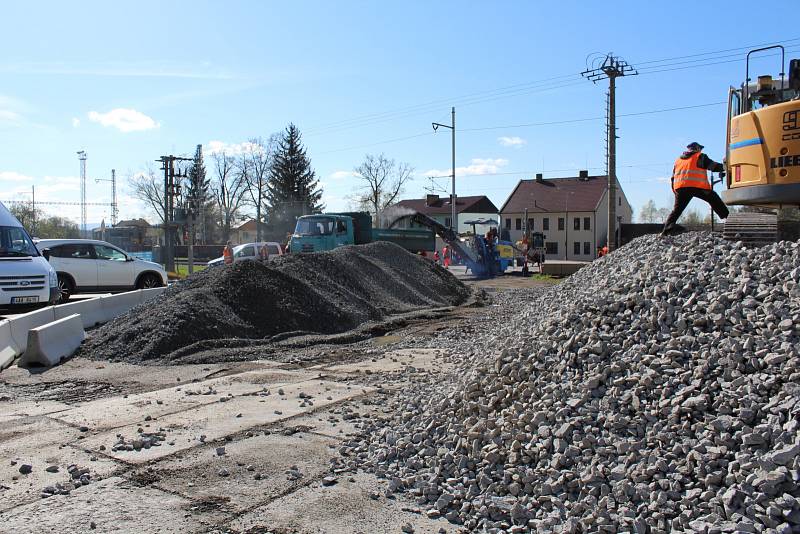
xmin=725 ymin=100 xmax=800 ymax=205
xmin=722 ymin=46 xmax=800 ymax=207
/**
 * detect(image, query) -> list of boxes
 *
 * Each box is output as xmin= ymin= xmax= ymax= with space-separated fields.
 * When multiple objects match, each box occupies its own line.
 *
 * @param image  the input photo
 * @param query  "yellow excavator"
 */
xmin=721 ymin=44 xmax=800 ymax=244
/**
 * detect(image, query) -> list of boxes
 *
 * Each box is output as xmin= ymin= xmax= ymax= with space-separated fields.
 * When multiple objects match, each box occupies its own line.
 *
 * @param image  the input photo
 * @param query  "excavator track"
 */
xmin=722 ymin=212 xmax=778 ymax=247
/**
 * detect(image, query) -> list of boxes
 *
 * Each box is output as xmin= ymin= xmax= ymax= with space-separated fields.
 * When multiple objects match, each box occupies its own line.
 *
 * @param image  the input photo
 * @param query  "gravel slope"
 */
xmin=79 ymin=242 xmax=469 ymax=364
xmin=339 ymin=233 xmax=800 ymax=533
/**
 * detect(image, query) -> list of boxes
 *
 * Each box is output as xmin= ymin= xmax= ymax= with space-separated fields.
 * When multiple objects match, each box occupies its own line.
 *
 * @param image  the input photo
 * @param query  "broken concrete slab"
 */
xmin=139 ymin=431 xmax=339 ymax=513
xmin=0 ymin=476 xmax=228 ymax=533
xmin=227 ymin=471 xmax=452 ymax=534
xmin=50 ymin=368 xmax=315 ymax=431
xmin=316 ymin=348 xmax=452 ymax=375
xmin=0 ymin=399 xmax=72 ymax=422
xmin=0 ymin=417 xmax=121 ymax=512
xmin=80 ymin=379 xmax=372 ymax=464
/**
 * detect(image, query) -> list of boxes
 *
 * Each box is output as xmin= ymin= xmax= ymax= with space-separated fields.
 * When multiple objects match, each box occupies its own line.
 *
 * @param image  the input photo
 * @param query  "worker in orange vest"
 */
xmin=662 ymin=142 xmax=729 ymax=236
xmin=223 ymin=242 xmax=234 ymax=265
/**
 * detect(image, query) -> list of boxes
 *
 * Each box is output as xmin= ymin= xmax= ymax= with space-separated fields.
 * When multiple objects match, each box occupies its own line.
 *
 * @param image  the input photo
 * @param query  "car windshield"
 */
xmin=294 ymin=217 xmax=335 ymax=236
xmin=0 ymin=226 xmax=39 ymax=257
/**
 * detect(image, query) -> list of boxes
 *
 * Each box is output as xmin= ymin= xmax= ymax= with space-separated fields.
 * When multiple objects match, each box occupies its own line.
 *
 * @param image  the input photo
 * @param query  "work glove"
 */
xmin=719 ymin=170 xmax=726 ymax=179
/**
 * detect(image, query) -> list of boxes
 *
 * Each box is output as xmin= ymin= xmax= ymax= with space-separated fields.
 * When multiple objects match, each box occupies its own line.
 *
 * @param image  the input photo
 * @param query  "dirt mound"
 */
xmin=79 ymin=242 xmax=469 ymax=364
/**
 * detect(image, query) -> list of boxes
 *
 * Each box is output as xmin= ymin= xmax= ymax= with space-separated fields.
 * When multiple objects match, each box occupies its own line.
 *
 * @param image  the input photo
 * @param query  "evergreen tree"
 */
xmin=267 ymin=124 xmax=324 ymax=233
xmin=186 ymin=144 xmax=212 ymax=243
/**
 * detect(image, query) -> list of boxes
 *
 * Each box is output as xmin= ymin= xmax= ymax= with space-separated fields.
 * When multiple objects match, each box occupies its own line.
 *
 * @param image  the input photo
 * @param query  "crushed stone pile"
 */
xmin=339 ymin=233 xmax=800 ymax=533
xmin=79 ymin=242 xmax=469 ymax=364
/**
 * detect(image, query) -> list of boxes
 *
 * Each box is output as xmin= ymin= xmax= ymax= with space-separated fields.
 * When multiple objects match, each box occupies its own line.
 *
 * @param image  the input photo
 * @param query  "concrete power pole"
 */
xmin=582 ymin=54 xmax=636 ymax=251
xmin=157 ymin=154 xmax=191 ymax=274
xmin=432 ymin=107 xmax=457 ymax=232
xmin=77 ymin=151 xmax=87 ymax=236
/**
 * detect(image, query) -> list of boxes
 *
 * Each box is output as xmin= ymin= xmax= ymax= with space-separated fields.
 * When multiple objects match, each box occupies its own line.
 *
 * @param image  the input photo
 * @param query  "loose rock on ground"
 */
xmin=337 ymin=233 xmax=800 ymax=533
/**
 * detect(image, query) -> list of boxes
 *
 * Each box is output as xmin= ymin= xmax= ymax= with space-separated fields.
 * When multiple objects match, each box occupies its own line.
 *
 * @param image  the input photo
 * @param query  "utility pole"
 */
xmin=95 ymin=169 xmax=118 ymax=225
xmin=432 ymin=107 xmax=457 ymax=232
xmin=582 ymin=54 xmax=636 ymax=252
xmin=77 ymin=151 xmax=87 ymax=236
xmin=156 ymin=155 xmax=191 ymax=274
xmin=31 ymin=185 xmax=35 ymax=236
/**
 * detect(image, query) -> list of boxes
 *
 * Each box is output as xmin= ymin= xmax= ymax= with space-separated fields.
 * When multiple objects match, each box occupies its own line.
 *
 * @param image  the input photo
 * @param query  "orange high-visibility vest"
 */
xmin=223 ymin=245 xmax=233 ymax=264
xmin=672 ymin=152 xmax=710 ymax=190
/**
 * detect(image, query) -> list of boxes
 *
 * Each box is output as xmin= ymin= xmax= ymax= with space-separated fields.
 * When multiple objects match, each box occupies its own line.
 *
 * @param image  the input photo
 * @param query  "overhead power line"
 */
xmin=633 ymin=37 xmax=800 ymax=66
xmin=460 ymin=101 xmax=726 ymax=132
xmin=304 ymin=73 xmax=580 ymax=135
xmin=318 ymin=100 xmax=727 ymax=154
xmin=303 ymin=37 xmax=799 ymax=137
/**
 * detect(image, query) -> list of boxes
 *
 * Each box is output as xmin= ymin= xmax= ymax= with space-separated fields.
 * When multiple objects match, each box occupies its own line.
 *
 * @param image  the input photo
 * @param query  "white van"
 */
xmin=0 ymin=202 xmax=59 ymax=307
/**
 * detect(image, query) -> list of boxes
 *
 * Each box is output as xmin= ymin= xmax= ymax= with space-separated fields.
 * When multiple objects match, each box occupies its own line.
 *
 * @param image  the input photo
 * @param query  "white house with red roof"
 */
xmin=499 ymin=171 xmax=633 ymax=260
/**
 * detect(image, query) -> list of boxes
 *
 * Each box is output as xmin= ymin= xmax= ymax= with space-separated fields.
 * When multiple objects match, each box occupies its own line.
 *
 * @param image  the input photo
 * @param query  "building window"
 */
xmin=558 ymin=218 xmax=564 ymax=231
xmin=515 ymin=218 xmax=522 ymax=230
xmin=504 ymin=218 xmax=511 ymax=229
xmin=584 ymin=217 xmax=591 ymax=230
xmin=573 ymin=217 xmax=580 ymax=230
xmin=574 ymin=242 xmax=580 ymax=255
xmin=545 ymin=242 xmax=558 ymax=255
xmin=543 ymin=218 xmax=550 ymax=231
xmin=445 ymin=217 xmax=452 ymax=228
xmin=527 ymin=218 xmax=534 ymax=231
xmin=583 ymin=241 xmax=590 ymax=255
xmin=618 ymin=197 xmax=621 ymax=206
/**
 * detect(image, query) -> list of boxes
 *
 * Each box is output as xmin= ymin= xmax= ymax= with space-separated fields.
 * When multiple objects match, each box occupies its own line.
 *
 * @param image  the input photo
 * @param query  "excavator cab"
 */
xmin=722 ymin=45 xmax=800 ymax=207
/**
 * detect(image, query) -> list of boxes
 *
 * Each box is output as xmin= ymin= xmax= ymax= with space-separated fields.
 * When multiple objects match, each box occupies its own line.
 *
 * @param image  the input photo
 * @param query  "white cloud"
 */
xmin=204 ymin=140 xmax=263 ymax=156
xmin=329 ymin=170 xmax=359 ymax=180
xmin=0 ymin=95 xmax=27 ymax=125
xmin=498 ymin=136 xmax=527 ymax=148
xmin=72 ymin=117 xmax=80 ymax=127
xmin=87 ymin=108 xmax=159 ymax=132
xmin=423 ymin=158 xmax=509 ymax=178
xmin=0 ymin=171 xmax=34 ymax=182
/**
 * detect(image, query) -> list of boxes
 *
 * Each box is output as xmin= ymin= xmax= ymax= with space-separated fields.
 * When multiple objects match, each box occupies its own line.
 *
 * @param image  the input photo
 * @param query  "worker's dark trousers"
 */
xmin=663 ymin=187 xmax=729 ymax=231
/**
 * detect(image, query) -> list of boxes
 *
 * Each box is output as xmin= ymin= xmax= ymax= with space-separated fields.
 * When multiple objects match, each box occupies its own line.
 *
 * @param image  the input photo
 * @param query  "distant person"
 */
xmin=433 ymin=250 xmax=440 ymax=265
xmin=442 ymin=246 xmax=450 ymax=268
xmin=223 ymin=242 xmax=234 ymax=265
xmin=662 ymin=142 xmax=729 ymax=236
xmin=258 ymin=243 xmax=269 ymax=262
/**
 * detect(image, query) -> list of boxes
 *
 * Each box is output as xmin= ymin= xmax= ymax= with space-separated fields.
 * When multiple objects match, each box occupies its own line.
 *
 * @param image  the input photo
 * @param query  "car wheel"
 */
xmin=136 ymin=273 xmax=162 ymax=289
xmin=57 ymin=274 xmax=73 ymax=303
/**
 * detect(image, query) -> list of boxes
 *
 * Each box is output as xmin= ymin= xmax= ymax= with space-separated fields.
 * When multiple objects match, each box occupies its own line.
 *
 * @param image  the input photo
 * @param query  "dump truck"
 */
xmin=289 ymin=212 xmax=435 ymax=254
xmin=721 ymin=44 xmax=800 ymax=244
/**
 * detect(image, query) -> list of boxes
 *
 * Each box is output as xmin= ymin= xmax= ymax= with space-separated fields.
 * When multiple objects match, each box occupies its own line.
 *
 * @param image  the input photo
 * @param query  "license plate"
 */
xmin=11 ymin=296 xmax=39 ymax=304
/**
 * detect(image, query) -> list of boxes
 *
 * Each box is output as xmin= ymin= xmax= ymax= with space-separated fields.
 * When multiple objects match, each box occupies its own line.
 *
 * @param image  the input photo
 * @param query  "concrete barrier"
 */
xmin=20 ymin=314 xmax=85 ymax=367
xmin=0 ymin=320 xmax=15 ymax=370
xmin=0 ymin=289 xmax=163 ymax=370
xmin=100 ymin=291 xmax=142 ymax=320
xmin=139 ymin=286 xmax=166 ymax=303
xmin=54 ymin=298 xmax=108 ymax=329
xmin=9 ymin=307 xmax=56 ymax=352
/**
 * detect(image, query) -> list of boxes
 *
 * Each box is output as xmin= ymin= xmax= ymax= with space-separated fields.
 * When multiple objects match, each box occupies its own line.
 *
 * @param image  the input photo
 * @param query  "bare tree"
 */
xmin=239 ymin=136 xmax=277 ymax=242
xmin=211 ymin=152 xmax=247 ymax=242
xmin=129 ymin=164 xmax=166 ymax=224
xmin=353 ymin=153 xmax=413 ymax=226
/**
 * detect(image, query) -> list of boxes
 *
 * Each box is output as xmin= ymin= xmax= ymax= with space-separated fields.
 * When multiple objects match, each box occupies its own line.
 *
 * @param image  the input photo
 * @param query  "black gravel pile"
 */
xmin=79 ymin=242 xmax=469 ymax=364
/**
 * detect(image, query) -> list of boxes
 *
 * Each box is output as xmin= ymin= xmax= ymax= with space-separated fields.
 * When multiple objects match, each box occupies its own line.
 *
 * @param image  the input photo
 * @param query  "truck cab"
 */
xmin=290 ymin=215 xmax=354 ymax=253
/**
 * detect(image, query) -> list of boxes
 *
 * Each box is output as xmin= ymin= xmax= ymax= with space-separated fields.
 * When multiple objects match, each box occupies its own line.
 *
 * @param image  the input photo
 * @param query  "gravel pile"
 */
xmin=80 ymin=242 xmax=469 ymax=364
xmin=340 ymin=233 xmax=800 ymax=533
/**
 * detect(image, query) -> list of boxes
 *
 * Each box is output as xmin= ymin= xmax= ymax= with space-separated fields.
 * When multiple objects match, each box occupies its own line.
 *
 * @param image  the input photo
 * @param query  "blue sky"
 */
xmin=1 ymin=1 xmax=798 ymax=226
